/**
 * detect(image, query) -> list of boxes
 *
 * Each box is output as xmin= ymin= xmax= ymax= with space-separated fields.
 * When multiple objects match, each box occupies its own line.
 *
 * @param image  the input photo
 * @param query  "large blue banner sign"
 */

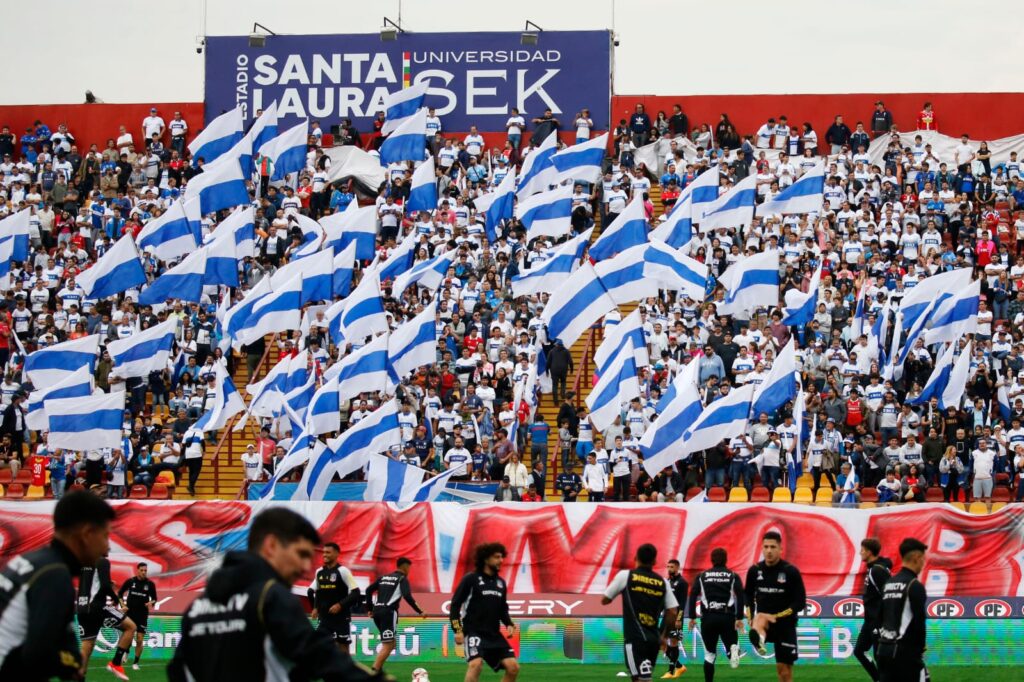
xmin=204 ymin=30 xmax=611 ymax=132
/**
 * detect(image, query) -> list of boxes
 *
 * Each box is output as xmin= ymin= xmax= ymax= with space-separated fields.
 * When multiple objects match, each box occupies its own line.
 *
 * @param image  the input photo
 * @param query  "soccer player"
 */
xmin=119 ymin=562 xmax=158 ymax=670
xmin=854 ymin=538 xmax=892 ymax=681
xmin=168 ymin=508 xmax=386 ymax=681
xmin=449 ymin=543 xmax=520 ymax=681
xmin=688 ymin=547 xmax=745 ymax=681
xmin=601 ymin=543 xmax=679 ymax=682
xmin=365 ymin=557 xmax=426 ymax=675
xmin=78 ymin=555 xmax=137 ymax=680
xmin=661 ymin=558 xmax=689 ymax=679
xmin=308 ymin=542 xmax=362 ymax=651
xmin=0 ymin=491 xmax=114 ymax=680
xmin=876 ymin=538 xmax=929 ymax=682
xmin=744 ymin=531 xmax=806 ymax=682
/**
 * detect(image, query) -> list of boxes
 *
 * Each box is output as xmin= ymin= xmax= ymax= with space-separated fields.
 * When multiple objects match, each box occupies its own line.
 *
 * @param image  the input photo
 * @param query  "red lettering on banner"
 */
xmin=315 ymin=503 xmax=439 ymax=591
xmin=862 ymin=506 xmax=1024 ymax=596
xmin=683 ymin=508 xmax=855 ymax=596
xmin=456 ymin=506 xmax=688 ymax=592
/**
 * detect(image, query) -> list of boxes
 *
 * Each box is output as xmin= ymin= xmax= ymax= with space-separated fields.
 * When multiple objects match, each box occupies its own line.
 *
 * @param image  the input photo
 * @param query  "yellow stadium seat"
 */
xmin=26 ymin=485 xmax=46 ymax=499
xmin=155 ymin=471 xmax=176 ymax=485
xmin=968 ymin=502 xmax=989 ymax=515
xmin=792 ymin=487 xmax=814 ymax=504
xmin=728 ymin=487 xmax=749 ymax=503
xmin=796 ymin=474 xmax=814 ymax=487
xmin=859 ymin=502 xmax=876 ymax=509
xmin=991 ymin=503 xmax=1006 ymax=512
xmin=771 ymin=488 xmax=792 ymax=503
xmin=814 ymin=489 xmax=833 ymax=504
xmin=950 ymin=503 xmax=966 ymax=512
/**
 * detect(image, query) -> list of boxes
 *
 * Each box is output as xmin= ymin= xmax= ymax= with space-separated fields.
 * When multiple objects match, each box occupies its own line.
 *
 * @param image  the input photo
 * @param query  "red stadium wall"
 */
xmin=0 ymin=102 xmax=205 ymax=150
xmin=611 ymin=92 xmax=1024 ymax=144
xmin=1 ymin=93 xmax=1021 ymax=158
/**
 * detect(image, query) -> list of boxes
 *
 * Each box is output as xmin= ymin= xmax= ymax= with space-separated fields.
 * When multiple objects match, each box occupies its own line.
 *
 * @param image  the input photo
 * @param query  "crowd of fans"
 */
xmin=0 ymin=96 xmax=1022 ymax=507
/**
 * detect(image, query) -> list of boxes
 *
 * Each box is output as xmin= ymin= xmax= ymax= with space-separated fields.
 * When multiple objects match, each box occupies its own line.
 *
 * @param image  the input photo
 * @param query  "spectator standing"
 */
xmin=142 ymin=108 xmax=165 ymax=148
xmin=825 ymin=115 xmax=851 ymax=154
xmin=870 ymin=101 xmax=893 ymax=137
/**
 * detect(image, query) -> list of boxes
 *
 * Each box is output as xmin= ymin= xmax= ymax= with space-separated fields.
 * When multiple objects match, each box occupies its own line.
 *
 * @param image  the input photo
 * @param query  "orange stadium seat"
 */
xmin=5 ymin=483 xmax=25 ymax=499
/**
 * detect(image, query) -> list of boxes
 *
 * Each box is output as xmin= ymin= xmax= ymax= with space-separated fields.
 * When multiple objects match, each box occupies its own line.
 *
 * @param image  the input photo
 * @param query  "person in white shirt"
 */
xmin=970 ymin=439 xmax=996 ymax=509
xmin=582 ymin=452 xmax=607 ymax=501
xmin=444 ymin=437 xmax=472 ymax=479
xmin=574 ymin=110 xmax=593 ymax=144
xmin=464 ymin=126 xmax=485 ymax=158
xmin=506 ymin=108 xmax=526 ymax=149
xmin=755 ymin=119 xmax=776 ymax=149
xmin=116 ymin=125 xmax=134 ymax=155
xmin=241 ymin=444 xmax=263 ymax=481
xmin=142 ymin=108 xmax=165 ymax=148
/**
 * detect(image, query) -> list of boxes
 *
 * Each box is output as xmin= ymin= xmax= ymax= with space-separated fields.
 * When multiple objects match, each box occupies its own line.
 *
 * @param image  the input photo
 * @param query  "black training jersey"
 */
xmin=861 ymin=557 xmax=892 ymax=623
xmin=449 ymin=571 xmax=513 ymax=636
xmin=744 ymin=559 xmax=806 ymax=623
xmin=119 ymin=577 xmax=158 ymax=614
xmin=688 ymin=567 xmax=745 ymax=618
xmin=0 ymin=540 xmax=82 ymax=681
xmin=365 ymin=570 xmax=423 ymax=615
xmin=877 ymin=567 xmax=927 ymax=656
xmin=78 ymin=558 xmax=117 ymax=616
xmin=307 ymin=565 xmax=360 ymax=618
xmin=667 ymin=573 xmax=689 ymax=619
xmin=603 ymin=567 xmax=679 ymax=644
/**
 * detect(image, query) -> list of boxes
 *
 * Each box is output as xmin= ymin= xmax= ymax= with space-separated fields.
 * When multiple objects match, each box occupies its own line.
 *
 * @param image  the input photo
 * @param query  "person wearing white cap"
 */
xmin=141 ymin=107 xmax=165 ymax=148
xmin=241 ymin=444 xmax=262 ymax=482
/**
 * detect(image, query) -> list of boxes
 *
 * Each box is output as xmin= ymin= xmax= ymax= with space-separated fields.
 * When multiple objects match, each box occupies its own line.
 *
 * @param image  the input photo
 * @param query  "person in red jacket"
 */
xmin=846 ymin=391 xmax=864 ymax=430
xmin=916 ymin=101 xmax=937 ymax=131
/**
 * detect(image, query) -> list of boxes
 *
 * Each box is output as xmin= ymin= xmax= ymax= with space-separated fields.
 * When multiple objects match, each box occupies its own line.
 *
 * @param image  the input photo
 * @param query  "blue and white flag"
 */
xmin=593 ymin=308 xmax=649 ymax=375
xmin=202 ymin=226 xmax=241 ymax=287
xmin=76 ymin=234 xmax=146 ymax=299
xmin=699 ymin=174 xmax=757 ymax=232
xmin=716 ymin=250 xmax=780 ymax=316
xmin=388 ymin=300 xmax=438 ymax=379
xmin=24 ymin=335 xmax=100 ymax=387
xmin=218 ymin=206 xmax=256 ymax=260
xmin=249 ymin=101 xmax=280 ymax=157
xmin=849 ymin=282 xmax=868 ymax=341
xmin=678 ymin=383 xmax=755 ymax=460
xmin=939 ymin=340 xmax=973 ymax=410
xmin=586 ymin=336 xmax=640 ymax=431
xmin=322 ymin=332 xmax=395 ymax=401
xmin=590 ymin=195 xmax=649 ymax=261
xmin=473 ymin=167 xmax=516 ymax=243
xmin=47 ymin=391 xmax=124 ymax=451
xmin=909 ymin=341 xmax=957 ymax=408
xmin=108 ymin=318 xmax=177 ymax=379
xmin=392 ymin=251 xmax=453 ymax=299
xmin=409 ymin=467 xmax=459 ymax=502
xmin=188 ymin=106 xmax=243 ymax=167
xmin=923 ymin=278 xmax=980 ymax=346
xmin=375 ymin=230 xmax=418 ymax=283
xmin=333 ymin=272 xmax=388 ymax=345
xmin=651 ymin=189 xmax=693 ymax=249
xmin=182 ymin=196 xmax=203 ymax=245
xmin=139 ymin=247 xmax=207 ymax=305
xmin=641 ymin=358 xmax=702 ymax=475
xmin=293 ymin=245 xmax=333 ymax=304
xmin=244 ymin=350 xmax=309 ymax=419
xmin=897 ymin=267 xmax=973 ymax=332
xmin=595 ymin=246 xmax=658 ymax=305
xmin=332 ymin=241 xmax=357 ymax=298
xmin=257 ymin=424 xmax=325 ymax=500
xmin=306 ymin=376 xmax=341 ymax=435
xmin=511 ymin=228 xmax=591 ymax=298
xmin=185 ymin=155 xmax=250 ymax=214
xmin=136 ymin=200 xmax=197 ymax=261
xmin=517 ymin=130 xmax=558 ymax=198
xmin=406 ymin=156 xmax=438 ymax=214
xmin=193 ymin=362 xmax=246 ymax=432
xmin=264 ymin=120 xmax=309 ymax=181
xmin=236 ymin=272 xmax=303 ymax=346
xmin=322 ymin=202 xmax=377 ymax=260
xmin=540 ymin=261 xmax=617 ymax=347
xmin=643 ymin=238 xmax=708 ymax=301
xmin=0 ymin=209 xmax=30 ymax=269
xmin=687 ymin=167 xmax=723 ymax=227
xmin=750 ymin=339 xmax=798 ymax=417
xmin=364 ymin=453 xmax=428 ymax=502
xmin=781 ymin=262 xmax=822 ymax=330
xmin=26 ymin=365 xmax=94 ymax=431
xmin=757 ymin=160 xmax=826 ymax=216
xmin=381 ymin=81 xmax=429 ymax=136
xmin=297 ymin=399 xmax=401 ymax=501
xmin=998 ymin=383 xmax=1013 ymax=423
xmin=551 ymin=132 xmax=608 ymax=184
xmin=225 ymin=277 xmax=271 ymax=347
xmin=516 ymin=183 xmax=574 ymax=240
xmin=380 ymin=108 xmax=427 ymax=164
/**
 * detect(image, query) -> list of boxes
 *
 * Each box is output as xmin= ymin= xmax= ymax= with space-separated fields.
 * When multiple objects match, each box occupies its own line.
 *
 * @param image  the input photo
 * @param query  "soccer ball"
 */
xmin=411 ymin=668 xmax=430 ymax=682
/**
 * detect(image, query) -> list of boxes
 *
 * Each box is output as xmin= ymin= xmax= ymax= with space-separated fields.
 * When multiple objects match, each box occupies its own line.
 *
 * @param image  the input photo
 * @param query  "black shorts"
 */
xmin=464 ymin=632 xmax=515 ymax=671
xmin=624 ymin=640 xmax=660 ymax=681
xmin=700 ymin=612 xmax=739 ymax=654
xmin=878 ymin=653 xmax=929 ymax=682
xmin=78 ymin=605 xmax=127 ymax=640
xmin=127 ymin=610 xmax=148 ymax=634
xmin=764 ymin=619 xmax=798 ymax=665
xmin=372 ymin=608 xmax=399 ymax=642
xmin=317 ymin=616 xmax=352 ymax=644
